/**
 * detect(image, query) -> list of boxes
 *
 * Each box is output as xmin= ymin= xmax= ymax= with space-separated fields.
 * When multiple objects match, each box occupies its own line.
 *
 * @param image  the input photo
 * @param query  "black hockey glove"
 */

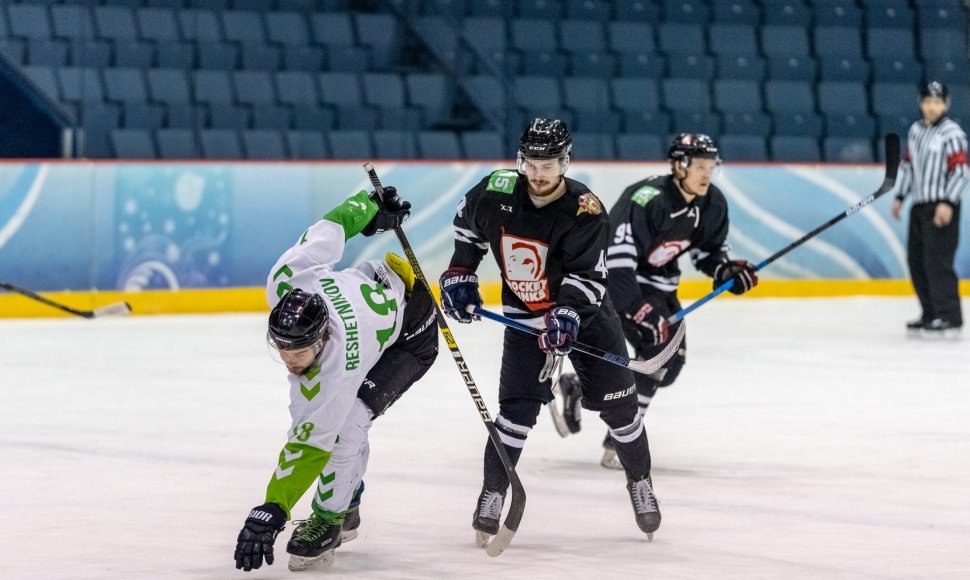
xmin=624 ymin=296 xmax=671 ymax=348
xmin=713 ymin=259 xmax=758 ymax=295
xmin=234 ymin=502 xmax=286 ymax=572
xmin=362 ymin=186 xmax=411 ymax=236
xmin=539 ymin=306 xmax=580 ymax=355
xmin=439 ymin=267 xmax=482 ymax=323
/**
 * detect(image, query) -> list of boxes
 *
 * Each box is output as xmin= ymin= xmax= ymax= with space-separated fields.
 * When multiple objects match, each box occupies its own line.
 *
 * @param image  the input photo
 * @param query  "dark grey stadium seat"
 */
xmin=23 ymin=65 xmax=58 ymax=99
xmin=328 ymin=130 xmax=373 ymax=159
xmin=718 ymin=55 xmax=766 ymax=81
xmin=417 ymin=131 xmax=462 ymax=159
xmin=373 ymin=130 xmax=419 ymax=159
xmin=240 ymin=43 xmax=282 ymax=71
xmin=8 ymin=5 xmax=52 ymax=39
xmin=104 ymin=68 xmax=148 ymax=103
xmin=609 ymin=21 xmax=656 ymax=55
xmin=242 ymin=130 xmax=287 ymax=159
xmin=616 ymin=134 xmax=665 ymax=161
xmin=814 ymin=26 xmax=864 ymax=60
xmin=714 ymin=80 xmax=762 ymax=113
xmin=708 ymin=24 xmax=758 ymax=57
xmin=461 ymin=131 xmax=505 ymax=160
xmin=658 ymin=23 xmax=705 ymax=56
xmin=94 ymin=6 xmax=138 ymax=42
xmin=761 ymin=25 xmax=809 ymax=57
xmin=265 ymin=12 xmax=309 ymax=46
xmin=771 ymin=136 xmax=820 ymax=162
xmin=825 ymin=113 xmax=876 ymax=139
xmin=112 ymin=129 xmax=156 ymax=158
xmin=148 ymin=69 xmax=192 ymax=106
xmin=115 ymin=41 xmax=156 ymax=68
xmin=817 ymin=81 xmax=868 ymax=115
xmin=719 ymin=135 xmax=767 ymax=161
xmin=407 ymin=73 xmax=452 ymax=127
xmin=661 ymin=78 xmax=711 ymax=112
xmin=354 ymin=13 xmax=398 ymax=70
xmin=157 ymin=129 xmax=200 ymax=159
xmin=572 ymin=133 xmax=616 ymax=160
xmin=59 ymin=68 xmax=106 ymax=103
xmin=197 ymin=42 xmax=239 ymax=70
xmin=824 ymin=138 xmax=873 ymax=162
xmin=200 ymin=129 xmax=243 ymax=159
xmin=178 ymin=10 xmax=223 ymax=43
xmin=136 ymin=8 xmax=180 ymax=42
xmin=722 ymin=112 xmax=771 ymax=137
xmin=26 ymin=39 xmax=69 ymax=67
xmin=765 ymin=80 xmax=815 ymax=114
xmin=222 ymin=10 xmax=265 ymax=44
xmin=286 ymin=131 xmax=328 ymax=159
xmin=50 ymin=5 xmax=95 ymax=40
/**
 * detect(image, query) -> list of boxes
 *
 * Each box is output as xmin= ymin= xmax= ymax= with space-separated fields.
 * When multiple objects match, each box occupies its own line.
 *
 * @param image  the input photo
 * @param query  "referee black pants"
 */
xmin=908 ymin=202 xmax=963 ymax=326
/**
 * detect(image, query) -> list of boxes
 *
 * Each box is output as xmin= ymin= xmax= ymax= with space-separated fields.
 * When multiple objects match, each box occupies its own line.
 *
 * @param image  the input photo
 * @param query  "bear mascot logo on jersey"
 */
xmin=500 ymin=233 xmax=552 ymax=310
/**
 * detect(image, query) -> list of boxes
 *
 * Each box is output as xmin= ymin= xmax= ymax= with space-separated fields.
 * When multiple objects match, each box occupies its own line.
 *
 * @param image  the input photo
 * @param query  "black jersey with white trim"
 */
xmin=449 ymin=169 xmax=611 ymax=324
xmin=606 ymin=174 xmax=731 ymax=313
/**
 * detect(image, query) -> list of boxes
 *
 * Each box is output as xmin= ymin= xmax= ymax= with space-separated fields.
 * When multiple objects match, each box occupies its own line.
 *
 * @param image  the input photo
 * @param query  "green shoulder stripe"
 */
xmin=264 ymin=442 xmax=332 ymax=518
xmin=486 ymin=170 xmax=518 ymax=194
xmin=631 ymin=186 xmax=661 ymax=207
xmin=323 ymin=189 xmax=379 ymax=240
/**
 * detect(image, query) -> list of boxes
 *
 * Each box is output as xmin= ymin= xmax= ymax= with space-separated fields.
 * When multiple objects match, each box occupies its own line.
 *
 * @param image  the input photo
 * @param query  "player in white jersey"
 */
xmin=234 ymin=187 xmax=439 ymax=572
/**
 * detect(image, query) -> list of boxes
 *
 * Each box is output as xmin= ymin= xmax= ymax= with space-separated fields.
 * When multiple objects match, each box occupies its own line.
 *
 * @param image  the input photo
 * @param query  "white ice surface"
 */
xmin=1 ymin=297 xmax=968 ymax=580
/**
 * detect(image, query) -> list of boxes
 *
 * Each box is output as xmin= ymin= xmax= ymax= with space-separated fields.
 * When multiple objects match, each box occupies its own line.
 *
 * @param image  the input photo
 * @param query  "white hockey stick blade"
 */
xmin=485 ymin=526 xmax=516 ymax=557
xmin=548 ymin=399 xmax=571 ymax=438
xmin=92 ymin=302 xmax=132 ymax=318
xmin=628 ymin=322 xmax=686 ymax=376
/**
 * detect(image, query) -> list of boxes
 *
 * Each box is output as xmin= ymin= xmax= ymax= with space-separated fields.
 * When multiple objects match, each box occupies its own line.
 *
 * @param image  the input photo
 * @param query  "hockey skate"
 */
xmin=549 ymin=373 xmax=583 ymax=437
xmin=906 ymin=318 xmax=926 ymax=335
xmin=472 ymin=489 xmax=504 ymax=548
xmin=341 ymin=481 xmax=365 ymax=542
xmin=600 ymin=432 xmax=623 ymax=470
xmin=922 ymin=319 xmax=962 ymax=339
xmin=627 ymin=476 xmax=661 ymax=541
xmin=286 ymin=512 xmax=342 ymax=571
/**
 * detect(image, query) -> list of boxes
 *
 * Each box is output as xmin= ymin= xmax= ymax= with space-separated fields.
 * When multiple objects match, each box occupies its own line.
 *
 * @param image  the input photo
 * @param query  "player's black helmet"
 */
xmin=268 ymin=289 xmax=329 ymax=350
xmin=919 ymin=80 xmax=949 ymax=101
xmin=668 ymin=133 xmax=720 ymax=166
xmin=518 ymin=118 xmax=572 ymax=159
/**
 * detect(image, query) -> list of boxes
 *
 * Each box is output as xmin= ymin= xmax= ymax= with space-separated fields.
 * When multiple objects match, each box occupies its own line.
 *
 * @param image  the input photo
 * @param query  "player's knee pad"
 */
xmin=494 ymin=398 xmax=541 ymax=449
xmin=598 ymin=402 xmax=641 ymax=432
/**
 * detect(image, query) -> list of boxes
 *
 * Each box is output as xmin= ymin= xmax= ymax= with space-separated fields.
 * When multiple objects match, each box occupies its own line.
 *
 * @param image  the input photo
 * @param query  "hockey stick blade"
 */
xmin=92 ymin=302 xmax=133 ymax=318
xmin=363 ymin=164 xmax=525 ymax=556
xmin=474 ymin=307 xmax=685 ymax=378
xmin=668 ymin=133 xmax=900 ymax=324
xmin=1 ymin=281 xmax=132 ymax=319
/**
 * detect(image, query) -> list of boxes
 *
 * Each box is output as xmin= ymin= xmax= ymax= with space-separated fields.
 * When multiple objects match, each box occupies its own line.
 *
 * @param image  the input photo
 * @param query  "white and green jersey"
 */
xmin=262 ymin=190 xmax=407 ymax=517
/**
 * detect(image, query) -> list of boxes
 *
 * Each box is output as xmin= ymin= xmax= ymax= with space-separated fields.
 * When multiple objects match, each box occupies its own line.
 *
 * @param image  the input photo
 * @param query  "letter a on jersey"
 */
xmin=500 ymin=232 xmax=552 ymax=310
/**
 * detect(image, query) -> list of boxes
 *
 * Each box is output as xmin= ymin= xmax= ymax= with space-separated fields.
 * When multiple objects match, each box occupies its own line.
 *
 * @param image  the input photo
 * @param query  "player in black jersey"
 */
xmin=438 ymin=118 xmax=661 ymax=541
xmin=559 ymin=133 xmax=760 ymax=469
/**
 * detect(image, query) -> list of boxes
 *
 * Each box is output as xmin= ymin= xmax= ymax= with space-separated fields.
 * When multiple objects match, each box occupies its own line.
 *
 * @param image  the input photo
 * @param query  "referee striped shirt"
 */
xmin=895 ymin=117 xmax=969 ymax=205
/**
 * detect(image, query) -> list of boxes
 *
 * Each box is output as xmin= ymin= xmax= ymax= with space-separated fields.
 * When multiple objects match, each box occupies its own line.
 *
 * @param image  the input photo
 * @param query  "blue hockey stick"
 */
xmin=667 ymin=133 xmax=900 ymax=325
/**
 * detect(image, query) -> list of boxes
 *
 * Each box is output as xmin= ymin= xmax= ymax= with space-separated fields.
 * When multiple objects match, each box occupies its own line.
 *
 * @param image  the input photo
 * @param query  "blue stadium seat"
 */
xmin=866 ymin=4 xmax=914 ymax=28
xmin=871 ymin=58 xmax=923 ymax=84
xmin=8 ymin=5 xmax=52 ymax=39
xmin=613 ymin=78 xmax=660 ymax=113
xmin=872 ymin=82 xmax=915 ymax=117
xmin=355 ymin=13 xmax=399 ymax=70
xmin=818 ymin=58 xmax=871 ymax=82
xmin=115 ymin=41 xmax=156 ymax=68
xmin=663 ymin=0 xmax=710 ymax=23
xmin=762 ymin=2 xmax=811 ymax=26
xmin=572 ymin=133 xmax=615 ymax=160
xmin=825 ymin=113 xmax=877 ymax=139
xmin=104 ymin=68 xmax=148 ymax=103
xmin=83 ymin=127 xmax=114 ymax=158
xmin=209 ymin=105 xmax=251 ymax=129
xmin=761 ymin=25 xmax=809 ymax=57
xmin=310 ymin=13 xmax=354 ymax=47
xmin=327 ymin=46 xmax=371 ymax=73
xmin=265 ymin=12 xmax=309 ymax=46
xmin=418 ymin=131 xmax=462 ymax=159
xmin=773 ymin=112 xmax=823 ymax=137
xmin=722 ymin=112 xmax=771 ymax=136
xmin=714 ymin=80 xmax=762 ymax=113
xmin=571 ymin=52 xmax=618 ymax=79
xmin=373 ymin=130 xmax=419 ymax=159
xmin=511 ymin=19 xmax=557 ymax=51
xmin=136 ymin=8 xmax=180 ymax=41
xmin=222 ymin=10 xmax=264 ymax=44
xmin=517 ymin=0 xmax=562 ymax=19
xmin=329 ymin=129 xmax=373 ymax=159
xmin=924 ymin=60 xmax=969 ymax=85
xmin=157 ymin=43 xmax=195 ymax=69
xmin=26 ymin=40 xmax=68 ymax=67
xmin=197 ymin=42 xmax=238 ymax=69
xmin=282 ymin=45 xmax=325 ymax=72
xmin=668 ymin=54 xmax=715 ymax=79
xmin=609 ymin=21 xmax=656 ymax=54
xmin=661 ymin=78 xmax=711 ymax=112
xmin=463 ymin=76 xmax=512 ymax=125
xmin=518 ymin=50 xmax=568 ymax=76
xmin=767 ymin=56 xmax=816 ymax=81
xmin=658 ymin=23 xmax=706 ymax=56
xmin=94 ymin=6 xmax=138 ymax=41
xmin=814 ymin=0 xmax=862 ymax=26
xmin=242 ymin=130 xmax=287 ymax=159
xmin=471 ymin=0 xmax=509 ymax=17
xmin=193 ymin=70 xmax=234 ymax=105
xmin=199 ymin=129 xmax=243 ymax=159
xmin=559 ymin=20 xmax=606 ymax=53
xmin=947 ymin=86 xmax=970 ymax=122
xmin=712 ymin=0 xmax=760 ymax=24
xmin=58 ymin=67 xmax=105 ymax=103
xmin=513 ymin=76 xmax=562 ymax=113
xmin=616 ymin=133 xmax=665 ymax=160
xmin=765 ymin=80 xmax=815 ymax=114
xmin=615 ymin=0 xmax=661 ymax=21
xmin=123 ymin=103 xmax=165 ymax=130
xmin=156 ymin=129 xmax=199 ymax=158
xmin=719 ymin=135 xmax=766 ymax=161
xmin=866 ymin=28 xmax=915 ymax=60
xmin=407 ymin=73 xmax=452 ymax=127
xmin=564 ymin=77 xmax=620 ymax=132
xmin=23 ymin=66 xmax=58 ymax=99
xmin=166 ymin=104 xmax=206 ymax=129
xmin=276 ymin=71 xmax=318 ymax=107
xmin=50 ymin=5 xmax=95 ymax=39
xmin=233 ymin=71 xmax=275 ymax=106
xmin=824 ymin=137 xmax=873 ymax=162
xmin=241 ymin=44 xmax=282 ymax=71
xmin=178 ymin=10 xmax=223 ymax=43
xmin=921 ymin=29 xmax=968 ymax=60
xmin=708 ymin=24 xmax=758 ymax=56
xmin=673 ymin=111 xmax=721 ymax=137
xmin=566 ymin=0 xmax=611 ymax=20
xmin=147 ymin=69 xmax=191 ymax=105
xmin=625 ymin=111 xmax=671 ymax=134
xmin=112 ymin=129 xmax=156 ymax=158
xmin=917 ymin=2 xmax=968 ymax=29
xmin=817 ymin=81 xmax=868 ymax=114
xmin=463 ymin=16 xmax=507 ymax=58
xmin=79 ymin=103 xmax=121 ymax=132
xmin=771 ymin=136 xmax=820 ymax=162
xmin=617 ymin=53 xmax=666 ymax=78
xmin=814 ymin=26 xmax=864 ymax=59
xmin=461 ymin=131 xmax=506 ymax=159
xmin=878 ymin=114 xmax=912 ymax=140
xmin=718 ymin=55 xmax=766 ymax=81
xmin=191 ymin=0 xmax=230 ymax=8
xmin=70 ymin=40 xmax=112 ymax=68
xmin=286 ymin=130 xmax=328 ymax=159
xmin=292 ymin=108 xmax=335 ymax=131
xmin=319 ymin=72 xmax=362 ymax=107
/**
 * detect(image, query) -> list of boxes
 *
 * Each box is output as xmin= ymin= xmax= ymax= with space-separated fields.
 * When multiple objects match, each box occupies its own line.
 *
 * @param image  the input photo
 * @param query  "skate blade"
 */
xmin=474 ymin=530 xmax=491 ymax=548
xmin=340 ymin=529 xmax=358 ymax=543
xmin=646 ymin=533 xmax=653 ymax=542
xmin=288 ymin=550 xmax=336 ymax=571
xmin=600 ymin=449 xmax=623 ymax=470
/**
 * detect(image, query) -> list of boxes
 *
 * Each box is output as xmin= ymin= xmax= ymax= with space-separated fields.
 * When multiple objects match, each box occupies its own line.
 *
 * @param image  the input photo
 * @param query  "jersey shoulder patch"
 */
xmin=576 ymin=192 xmax=603 ymax=216
xmin=486 ymin=169 xmax=519 ymax=194
xmin=631 ymin=185 xmax=662 ymax=207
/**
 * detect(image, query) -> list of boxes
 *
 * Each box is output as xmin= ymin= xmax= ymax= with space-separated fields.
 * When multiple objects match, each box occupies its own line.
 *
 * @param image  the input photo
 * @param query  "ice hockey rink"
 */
xmin=1 ymin=296 xmax=968 ymax=580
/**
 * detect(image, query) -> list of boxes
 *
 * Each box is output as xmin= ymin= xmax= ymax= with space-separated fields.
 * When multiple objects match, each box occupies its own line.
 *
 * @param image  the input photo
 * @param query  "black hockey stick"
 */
xmin=362 ymin=163 xmax=525 ymax=557
xmin=474 ymin=307 xmax=685 ymax=377
xmin=668 ymin=132 xmax=901 ymax=324
xmin=0 ymin=281 xmax=132 ymax=319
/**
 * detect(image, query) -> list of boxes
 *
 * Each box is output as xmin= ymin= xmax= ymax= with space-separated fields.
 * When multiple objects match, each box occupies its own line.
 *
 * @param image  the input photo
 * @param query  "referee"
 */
xmin=891 ymin=81 xmax=966 ymax=336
